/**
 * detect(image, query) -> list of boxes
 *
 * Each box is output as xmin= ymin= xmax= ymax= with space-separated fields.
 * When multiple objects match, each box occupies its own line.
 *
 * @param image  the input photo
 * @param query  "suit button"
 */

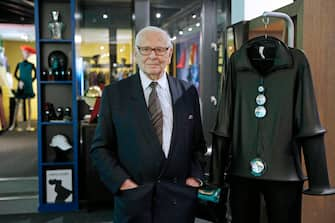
xmin=157 ymin=180 xmax=161 ymax=183
xmin=172 ymin=199 xmax=177 ymax=206
xmin=173 ymin=177 xmax=177 ymax=183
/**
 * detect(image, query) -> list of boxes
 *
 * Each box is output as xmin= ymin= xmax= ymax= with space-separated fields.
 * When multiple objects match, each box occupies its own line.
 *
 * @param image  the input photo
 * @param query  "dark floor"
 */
xmin=0 ymin=209 xmax=113 ymax=223
xmin=0 ymin=124 xmax=37 ymax=177
xmin=0 ymin=210 xmax=212 ymax=223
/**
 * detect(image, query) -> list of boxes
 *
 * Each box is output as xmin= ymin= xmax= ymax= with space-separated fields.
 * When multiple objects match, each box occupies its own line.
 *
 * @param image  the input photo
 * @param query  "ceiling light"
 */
xmin=192 ymin=14 xmax=197 ymax=19
xmin=171 ymin=36 xmax=177 ymax=41
xmin=156 ymin=12 xmax=161 ymax=19
xmin=75 ymin=12 xmax=82 ymax=20
xmin=102 ymin=14 xmax=108 ymax=19
xmin=188 ymin=27 xmax=193 ymax=32
xmin=75 ymin=34 xmax=82 ymax=43
xmin=196 ymin=22 xmax=200 ymax=27
xmin=20 ymin=34 xmax=28 ymax=41
xmin=178 ymin=30 xmax=184 ymax=35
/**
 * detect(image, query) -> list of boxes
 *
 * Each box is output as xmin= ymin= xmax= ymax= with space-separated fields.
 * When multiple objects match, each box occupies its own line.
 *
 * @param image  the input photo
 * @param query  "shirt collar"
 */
xmin=234 ymin=36 xmax=293 ymax=72
xmin=139 ymin=70 xmax=169 ymax=90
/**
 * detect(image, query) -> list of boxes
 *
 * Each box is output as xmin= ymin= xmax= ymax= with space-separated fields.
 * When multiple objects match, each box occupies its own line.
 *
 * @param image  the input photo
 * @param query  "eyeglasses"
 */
xmin=137 ymin=46 xmax=170 ymax=56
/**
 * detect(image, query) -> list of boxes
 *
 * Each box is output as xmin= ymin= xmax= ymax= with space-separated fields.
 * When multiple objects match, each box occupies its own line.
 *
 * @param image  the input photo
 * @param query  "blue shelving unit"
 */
xmin=35 ymin=0 xmax=78 ymax=212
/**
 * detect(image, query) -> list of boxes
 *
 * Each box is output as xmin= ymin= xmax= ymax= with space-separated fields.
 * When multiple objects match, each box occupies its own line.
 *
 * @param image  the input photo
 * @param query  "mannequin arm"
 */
xmin=32 ymin=64 xmax=36 ymax=81
xmin=14 ymin=63 xmax=20 ymax=80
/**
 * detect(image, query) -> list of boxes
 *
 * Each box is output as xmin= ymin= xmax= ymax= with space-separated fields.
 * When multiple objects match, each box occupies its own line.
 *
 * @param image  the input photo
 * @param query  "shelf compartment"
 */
xmin=39 ymin=1 xmax=72 ymax=40
xmin=41 ymin=125 xmax=74 ymax=163
xmin=40 ymin=165 xmax=75 ymax=207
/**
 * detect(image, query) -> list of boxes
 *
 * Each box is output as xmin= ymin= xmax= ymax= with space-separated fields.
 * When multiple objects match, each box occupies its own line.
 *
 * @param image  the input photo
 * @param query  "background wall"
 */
xmin=302 ymin=0 xmax=335 ymax=222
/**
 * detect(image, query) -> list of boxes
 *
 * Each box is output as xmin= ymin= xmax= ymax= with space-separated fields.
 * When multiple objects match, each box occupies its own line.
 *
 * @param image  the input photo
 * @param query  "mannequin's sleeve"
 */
xmin=209 ymin=134 xmax=231 ymax=186
xmin=209 ymin=56 xmax=234 ymax=186
xmin=14 ymin=63 xmax=20 ymax=80
xmin=32 ymin=63 xmax=36 ymax=81
xmin=300 ymin=134 xmax=335 ymax=195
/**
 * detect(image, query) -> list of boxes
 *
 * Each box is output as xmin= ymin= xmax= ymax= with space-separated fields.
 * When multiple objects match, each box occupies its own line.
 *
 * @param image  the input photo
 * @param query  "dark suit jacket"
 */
xmin=90 ymin=74 xmax=206 ymax=223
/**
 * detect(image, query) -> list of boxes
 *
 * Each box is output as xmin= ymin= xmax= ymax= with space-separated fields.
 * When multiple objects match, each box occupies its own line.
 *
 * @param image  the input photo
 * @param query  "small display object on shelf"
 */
xmin=46 ymin=168 xmax=73 ymax=203
xmin=49 ymin=134 xmax=73 ymax=162
xmin=43 ymin=102 xmax=72 ymax=122
xmin=63 ymin=106 xmax=72 ymax=121
xmin=48 ymin=10 xmax=65 ymax=39
xmin=48 ymin=50 xmax=68 ymax=80
xmin=49 ymin=134 xmax=72 ymax=151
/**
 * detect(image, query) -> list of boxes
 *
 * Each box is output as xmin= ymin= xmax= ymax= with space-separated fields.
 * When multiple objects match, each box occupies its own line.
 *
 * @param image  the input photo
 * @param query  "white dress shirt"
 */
xmin=139 ymin=70 xmax=173 ymax=158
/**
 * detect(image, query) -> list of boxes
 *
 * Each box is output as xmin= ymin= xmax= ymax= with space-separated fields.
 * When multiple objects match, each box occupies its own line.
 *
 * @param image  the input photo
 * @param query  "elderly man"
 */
xmin=90 ymin=26 xmax=206 ymax=223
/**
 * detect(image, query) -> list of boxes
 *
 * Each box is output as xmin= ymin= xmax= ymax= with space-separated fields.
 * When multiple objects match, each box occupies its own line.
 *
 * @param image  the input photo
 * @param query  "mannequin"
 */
xmin=210 ymin=36 xmax=335 ymax=223
xmin=0 ymin=84 xmax=5 ymax=131
xmin=0 ymin=46 xmax=8 ymax=130
xmin=9 ymin=45 xmax=36 ymax=131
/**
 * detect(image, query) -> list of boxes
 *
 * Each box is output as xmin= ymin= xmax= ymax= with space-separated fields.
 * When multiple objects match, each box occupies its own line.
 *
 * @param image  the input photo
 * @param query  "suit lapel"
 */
xmin=158 ymin=75 xmax=184 ymax=178
xmin=129 ymin=74 xmax=165 ymax=154
xmin=167 ymin=75 xmax=180 ymax=159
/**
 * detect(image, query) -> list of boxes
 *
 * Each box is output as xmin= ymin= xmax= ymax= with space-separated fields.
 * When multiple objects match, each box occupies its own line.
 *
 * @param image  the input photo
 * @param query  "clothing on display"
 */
xmin=50 ymin=134 xmax=72 ymax=151
xmin=0 ymin=46 xmax=10 ymax=130
xmin=14 ymin=61 xmax=36 ymax=98
xmin=211 ymin=36 xmax=335 ymax=223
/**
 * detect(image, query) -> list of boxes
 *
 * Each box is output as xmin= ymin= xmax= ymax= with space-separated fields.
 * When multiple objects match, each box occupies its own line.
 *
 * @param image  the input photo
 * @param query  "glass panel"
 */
xmin=76 ymin=0 xmax=133 ymax=96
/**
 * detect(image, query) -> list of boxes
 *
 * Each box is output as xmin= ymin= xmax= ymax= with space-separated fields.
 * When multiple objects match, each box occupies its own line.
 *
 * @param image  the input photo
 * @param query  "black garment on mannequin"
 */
xmin=211 ymin=36 xmax=335 ymax=223
xmin=230 ymin=176 xmax=303 ymax=223
xmin=212 ymin=36 xmax=326 ymax=182
xmin=299 ymin=134 xmax=335 ymax=195
xmin=246 ymin=38 xmax=277 ymax=74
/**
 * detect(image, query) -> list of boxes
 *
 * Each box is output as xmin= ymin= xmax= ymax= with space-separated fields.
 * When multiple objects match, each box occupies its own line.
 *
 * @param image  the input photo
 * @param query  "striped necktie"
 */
xmin=148 ymin=82 xmax=163 ymax=145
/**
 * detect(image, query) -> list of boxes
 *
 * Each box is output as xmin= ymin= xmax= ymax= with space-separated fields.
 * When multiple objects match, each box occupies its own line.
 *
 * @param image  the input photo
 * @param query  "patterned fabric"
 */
xmin=148 ymin=82 xmax=163 ymax=145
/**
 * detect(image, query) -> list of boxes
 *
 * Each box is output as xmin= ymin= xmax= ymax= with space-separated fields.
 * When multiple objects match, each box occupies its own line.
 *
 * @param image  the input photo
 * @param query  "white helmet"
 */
xmin=49 ymin=134 xmax=72 ymax=151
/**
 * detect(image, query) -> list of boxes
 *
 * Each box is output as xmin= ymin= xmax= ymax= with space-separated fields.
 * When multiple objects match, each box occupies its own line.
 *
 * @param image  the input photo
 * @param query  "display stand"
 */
xmin=262 ymin=11 xmax=294 ymax=47
xmin=35 ymin=0 xmax=78 ymax=211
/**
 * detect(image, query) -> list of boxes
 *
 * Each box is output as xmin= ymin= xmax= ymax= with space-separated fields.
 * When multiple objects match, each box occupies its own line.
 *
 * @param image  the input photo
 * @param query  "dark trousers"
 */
xmin=230 ymin=176 xmax=303 ymax=223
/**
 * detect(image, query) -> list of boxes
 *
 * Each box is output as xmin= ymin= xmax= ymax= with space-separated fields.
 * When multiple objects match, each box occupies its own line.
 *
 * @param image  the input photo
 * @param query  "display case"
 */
xmin=35 ymin=0 xmax=78 ymax=211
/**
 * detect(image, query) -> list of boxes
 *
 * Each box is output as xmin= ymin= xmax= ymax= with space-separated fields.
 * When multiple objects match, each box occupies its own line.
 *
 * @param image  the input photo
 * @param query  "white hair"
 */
xmin=135 ymin=26 xmax=173 ymax=48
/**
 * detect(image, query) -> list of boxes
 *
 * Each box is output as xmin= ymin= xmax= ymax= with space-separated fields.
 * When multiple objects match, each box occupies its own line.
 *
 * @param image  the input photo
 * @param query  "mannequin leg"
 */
xmin=8 ymin=99 xmax=23 ymax=131
xmin=230 ymin=177 xmax=261 ymax=223
xmin=26 ymin=98 xmax=35 ymax=131
xmin=264 ymin=181 xmax=303 ymax=223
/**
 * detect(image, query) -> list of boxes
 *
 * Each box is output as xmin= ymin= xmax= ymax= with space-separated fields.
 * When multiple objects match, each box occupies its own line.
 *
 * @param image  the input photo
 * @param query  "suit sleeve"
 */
xmin=90 ymin=86 xmax=129 ymax=194
xmin=190 ymin=86 xmax=207 ymax=181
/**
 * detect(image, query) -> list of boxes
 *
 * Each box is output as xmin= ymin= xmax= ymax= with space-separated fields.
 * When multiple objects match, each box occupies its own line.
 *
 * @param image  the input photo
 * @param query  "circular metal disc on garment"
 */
xmin=258 ymin=86 xmax=265 ymax=93
xmin=250 ymin=158 xmax=267 ymax=176
xmin=256 ymin=94 xmax=266 ymax=105
xmin=254 ymin=106 xmax=267 ymax=118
